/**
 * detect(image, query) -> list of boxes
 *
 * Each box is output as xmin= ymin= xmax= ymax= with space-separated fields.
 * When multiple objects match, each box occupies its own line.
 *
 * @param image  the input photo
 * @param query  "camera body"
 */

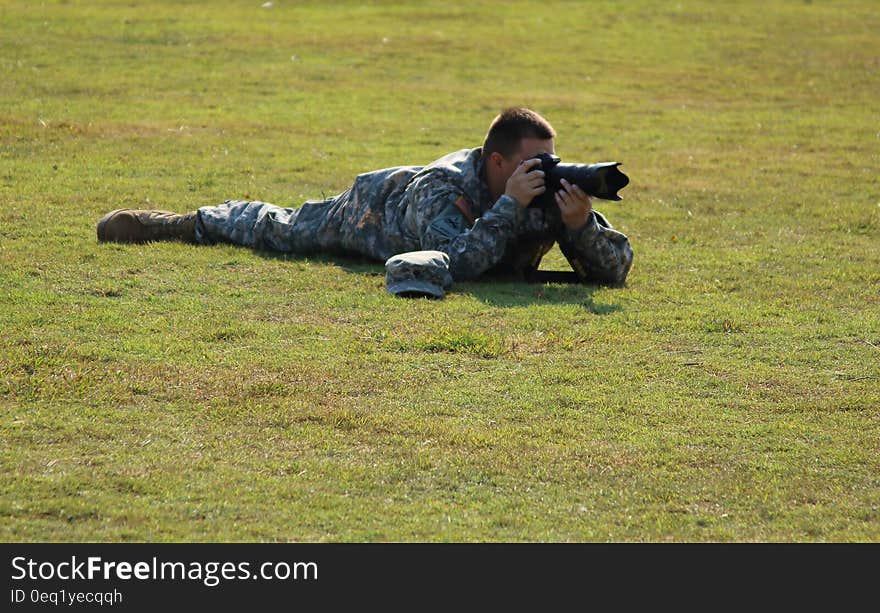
xmin=527 ymin=152 xmax=629 ymax=211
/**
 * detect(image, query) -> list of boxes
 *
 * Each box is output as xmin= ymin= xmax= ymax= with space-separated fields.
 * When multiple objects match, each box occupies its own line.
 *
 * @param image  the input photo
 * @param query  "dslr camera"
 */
xmin=527 ymin=152 xmax=629 ymax=211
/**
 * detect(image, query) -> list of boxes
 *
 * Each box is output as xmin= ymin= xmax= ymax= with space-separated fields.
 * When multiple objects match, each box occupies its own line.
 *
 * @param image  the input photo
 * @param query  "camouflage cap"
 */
xmin=385 ymin=250 xmax=453 ymax=299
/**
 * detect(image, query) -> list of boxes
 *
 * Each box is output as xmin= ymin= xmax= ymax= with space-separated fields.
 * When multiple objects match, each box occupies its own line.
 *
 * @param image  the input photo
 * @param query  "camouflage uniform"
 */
xmin=196 ymin=147 xmax=633 ymax=283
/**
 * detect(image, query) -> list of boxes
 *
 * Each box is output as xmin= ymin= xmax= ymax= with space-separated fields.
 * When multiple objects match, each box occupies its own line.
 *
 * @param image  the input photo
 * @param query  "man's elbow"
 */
xmin=607 ymin=243 xmax=634 ymax=285
xmin=448 ymin=258 xmax=484 ymax=282
xmin=612 ymin=243 xmax=633 ymax=285
xmin=445 ymin=249 xmax=495 ymax=282
xmin=586 ymin=242 xmax=633 ymax=286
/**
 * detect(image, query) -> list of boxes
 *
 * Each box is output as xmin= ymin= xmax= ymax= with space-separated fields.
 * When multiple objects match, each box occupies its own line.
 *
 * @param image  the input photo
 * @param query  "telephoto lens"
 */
xmin=528 ymin=152 xmax=629 ymax=209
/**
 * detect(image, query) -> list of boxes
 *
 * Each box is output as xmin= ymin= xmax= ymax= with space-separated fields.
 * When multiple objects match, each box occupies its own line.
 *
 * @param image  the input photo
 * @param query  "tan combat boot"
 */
xmin=96 ymin=209 xmax=198 ymax=244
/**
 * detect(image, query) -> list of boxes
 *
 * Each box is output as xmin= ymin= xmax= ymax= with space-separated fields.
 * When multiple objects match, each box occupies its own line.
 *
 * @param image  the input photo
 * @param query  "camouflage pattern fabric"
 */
xmin=385 ymin=250 xmax=453 ymax=299
xmin=196 ymin=147 xmax=633 ymax=284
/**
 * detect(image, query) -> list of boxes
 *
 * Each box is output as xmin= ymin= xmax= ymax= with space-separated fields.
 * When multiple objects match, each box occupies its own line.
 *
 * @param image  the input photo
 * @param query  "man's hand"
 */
xmin=555 ymin=178 xmax=592 ymax=231
xmin=504 ymin=158 xmax=545 ymax=208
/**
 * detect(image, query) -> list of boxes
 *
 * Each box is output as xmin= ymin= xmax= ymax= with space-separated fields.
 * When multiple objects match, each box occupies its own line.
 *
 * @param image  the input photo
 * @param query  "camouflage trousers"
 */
xmin=196 ymin=198 xmax=343 ymax=255
xmin=196 ymin=197 xmax=417 ymax=262
xmin=197 ymin=199 xmax=317 ymax=253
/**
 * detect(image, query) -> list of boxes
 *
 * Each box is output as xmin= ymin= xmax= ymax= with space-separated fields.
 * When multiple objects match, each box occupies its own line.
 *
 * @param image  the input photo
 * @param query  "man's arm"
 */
xmin=417 ymin=186 xmax=518 ymax=281
xmin=415 ymin=160 xmax=545 ymax=281
xmin=554 ymin=179 xmax=634 ymax=284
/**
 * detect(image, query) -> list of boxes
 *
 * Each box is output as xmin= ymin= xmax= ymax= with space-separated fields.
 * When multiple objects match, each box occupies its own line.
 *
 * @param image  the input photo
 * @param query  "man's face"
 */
xmin=498 ymin=137 xmax=556 ymax=184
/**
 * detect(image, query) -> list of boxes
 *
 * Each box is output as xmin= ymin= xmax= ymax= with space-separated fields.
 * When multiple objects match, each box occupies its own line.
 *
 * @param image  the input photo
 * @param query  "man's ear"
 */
xmin=488 ymin=151 xmax=506 ymax=168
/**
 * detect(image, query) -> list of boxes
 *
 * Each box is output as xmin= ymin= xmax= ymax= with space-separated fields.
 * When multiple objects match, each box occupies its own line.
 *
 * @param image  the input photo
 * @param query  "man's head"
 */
xmin=483 ymin=107 xmax=556 ymax=159
xmin=482 ymin=107 xmax=556 ymax=201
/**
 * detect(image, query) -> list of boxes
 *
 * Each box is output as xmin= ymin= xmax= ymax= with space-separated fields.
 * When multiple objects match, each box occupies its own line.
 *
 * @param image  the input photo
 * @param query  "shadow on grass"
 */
xmin=252 ymin=249 xmax=624 ymax=314
xmin=457 ymin=276 xmax=623 ymax=313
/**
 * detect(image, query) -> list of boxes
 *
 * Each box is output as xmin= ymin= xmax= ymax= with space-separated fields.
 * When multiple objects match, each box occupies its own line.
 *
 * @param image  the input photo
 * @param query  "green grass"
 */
xmin=1 ymin=0 xmax=878 ymax=542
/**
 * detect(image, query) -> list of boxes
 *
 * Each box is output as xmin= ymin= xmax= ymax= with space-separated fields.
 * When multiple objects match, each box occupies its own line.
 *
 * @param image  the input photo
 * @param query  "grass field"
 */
xmin=1 ymin=0 xmax=878 ymax=542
